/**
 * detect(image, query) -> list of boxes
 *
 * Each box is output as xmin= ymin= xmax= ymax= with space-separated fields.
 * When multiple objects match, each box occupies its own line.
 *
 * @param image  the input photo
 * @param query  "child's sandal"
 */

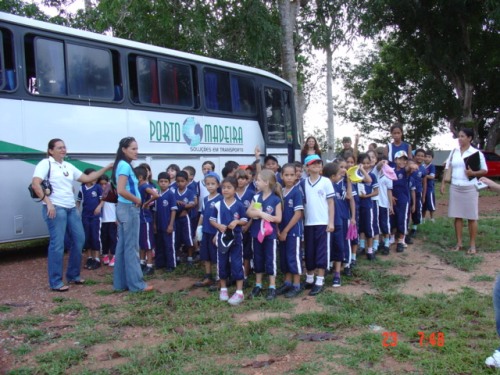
xmin=467 ymin=248 xmax=477 ymax=255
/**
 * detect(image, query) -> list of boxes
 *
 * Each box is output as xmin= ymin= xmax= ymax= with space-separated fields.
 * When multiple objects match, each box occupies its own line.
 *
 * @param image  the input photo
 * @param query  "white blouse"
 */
xmin=445 ymin=146 xmax=487 ymax=186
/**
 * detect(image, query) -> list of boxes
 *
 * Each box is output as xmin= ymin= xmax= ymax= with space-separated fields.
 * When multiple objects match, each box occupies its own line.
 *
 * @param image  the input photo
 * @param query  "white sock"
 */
xmin=315 ymin=276 xmax=324 ymax=286
xmin=306 ymin=274 xmax=314 ymax=284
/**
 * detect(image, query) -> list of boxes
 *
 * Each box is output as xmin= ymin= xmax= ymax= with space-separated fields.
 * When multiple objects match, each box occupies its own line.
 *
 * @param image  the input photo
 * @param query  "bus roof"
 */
xmin=0 ymin=12 xmax=292 ymax=87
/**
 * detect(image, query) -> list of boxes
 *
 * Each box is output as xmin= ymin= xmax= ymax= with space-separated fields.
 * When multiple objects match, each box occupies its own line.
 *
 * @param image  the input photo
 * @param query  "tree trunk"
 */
xmin=326 ymin=44 xmax=334 ymax=161
xmin=278 ymin=0 xmax=304 ymax=143
xmin=485 ymin=112 xmax=500 ymax=152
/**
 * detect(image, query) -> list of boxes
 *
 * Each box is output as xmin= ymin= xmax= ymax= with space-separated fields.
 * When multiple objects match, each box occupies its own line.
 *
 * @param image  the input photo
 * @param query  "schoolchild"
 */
xmin=198 ymin=161 xmax=216 ymax=214
xmin=174 ymin=170 xmax=196 ymax=266
xmin=385 ymin=123 xmax=413 ymax=163
xmin=98 ymin=175 xmax=117 ymax=267
xmin=234 ymin=169 xmax=255 ymax=284
xmin=323 ymin=161 xmax=349 ymax=287
xmin=166 ymin=163 xmax=180 ymax=193
xmin=138 ymin=163 xmax=154 ymax=185
xmin=210 ymin=177 xmax=248 ymax=305
xmin=409 ymin=149 xmax=427 ymax=239
xmin=154 ymin=172 xmax=177 ymax=272
xmin=391 ymin=150 xmax=416 ymax=252
xmin=264 ymin=154 xmax=283 ymax=186
xmin=183 ymin=165 xmax=200 ymax=244
xmin=300 ymin=154 xmax=334 ymax=296
xmin=77 ymin=168 xmax=104 ymax=270
xmin=276 ymin=163 xmax=304 ymax=298
xmin=376 ymin=160 xmax=394 ymax=255
xmin=357 ymin=153 xmax=379 ymax=260
xmin=294 ymin=161 xmax=305 ymax=182
xmin=135 ymin=165 xmax=159 ymax=276
xmin=195 ymin=172 xmax=222 ymax=287
xmin=422 ymin=150 xmax=436 ymax=222
xmin=367 ymin=149 xmax=381 ymax=252
xmin=247 ymin=169 xmax=282 ymax=301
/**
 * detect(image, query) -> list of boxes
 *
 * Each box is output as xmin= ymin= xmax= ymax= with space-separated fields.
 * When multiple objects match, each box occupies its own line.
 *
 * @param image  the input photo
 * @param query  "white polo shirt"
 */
xmin=445 ymin=146 xmax=487 ymax=186
xmin=33 ymin=157 xmax=82 ymax=208
xmin=303 ymin=175 xmax=334 ymax=226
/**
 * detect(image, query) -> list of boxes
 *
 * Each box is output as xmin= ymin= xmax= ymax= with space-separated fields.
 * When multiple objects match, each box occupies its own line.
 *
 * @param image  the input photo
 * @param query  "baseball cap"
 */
xmin=304 ymin=154 xmax=322 ymax=166
xmin=218 ymin=229 xmax=234 ymax=254
xmin=394 ymin=150 xmax=409 ymax=159
xmin=204 ymin=172 xmax=220 ymax=183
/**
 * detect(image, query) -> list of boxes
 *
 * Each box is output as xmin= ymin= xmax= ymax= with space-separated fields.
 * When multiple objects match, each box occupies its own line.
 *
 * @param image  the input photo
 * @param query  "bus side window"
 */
xmin=264 ymin=87 xmax=286 ymax=144
xmin=231 ymin=75 xmax=256 ymax=115
xmin=34 ymin=37 xmax=66 ymax=96
xmin=0 ymin=28 xmax=16 ymax=91
xmin=204 ymin=69 xmax=231 ymax=112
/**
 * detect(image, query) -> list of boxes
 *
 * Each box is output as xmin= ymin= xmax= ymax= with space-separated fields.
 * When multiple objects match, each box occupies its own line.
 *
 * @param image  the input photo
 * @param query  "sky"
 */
xmin=37 ymin=0 xmax=457 ymax=152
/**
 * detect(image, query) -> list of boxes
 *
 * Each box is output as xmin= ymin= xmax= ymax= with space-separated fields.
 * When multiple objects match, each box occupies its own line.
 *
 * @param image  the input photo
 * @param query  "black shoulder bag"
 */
xmin=28 ymin=160 xmax=53 ymax=201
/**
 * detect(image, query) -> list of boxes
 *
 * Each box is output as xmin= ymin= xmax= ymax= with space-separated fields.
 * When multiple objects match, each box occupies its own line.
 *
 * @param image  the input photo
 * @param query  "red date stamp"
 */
xmin=382 ymin=331 xmax=445 ymax=347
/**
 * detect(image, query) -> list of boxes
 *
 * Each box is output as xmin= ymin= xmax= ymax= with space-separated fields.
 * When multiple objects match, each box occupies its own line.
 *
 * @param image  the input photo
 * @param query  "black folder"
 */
xmin=462 ymin=151 xmax=481 ymax=180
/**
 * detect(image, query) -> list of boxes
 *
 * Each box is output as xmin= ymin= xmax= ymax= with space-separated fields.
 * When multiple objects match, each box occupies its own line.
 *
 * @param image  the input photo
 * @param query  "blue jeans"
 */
xmin=494 ymin=275 xmax=500 ymax=341
xmin=113 ymin=202 xmax=146 ymax=292
xmin=43 ymin=205 xmax=85 ymax=289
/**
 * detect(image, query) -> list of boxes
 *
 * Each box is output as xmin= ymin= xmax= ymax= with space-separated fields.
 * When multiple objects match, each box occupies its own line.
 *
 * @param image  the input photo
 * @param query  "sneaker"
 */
xmin=276 ymin=284 xmax=292 ymax=296
xmin=266 ymin=288 xmax=277 ymax=301
xmin=228 ymin=292 xmax=244 ymax=306
xmin=396 ymin=243 xmax=405 ymax=253
xmin=332 ymin=276 xmax=341 ymax=287
xmin=219 ymin=289 xmax=229 ymax=301
xmin=90 ymin=260 xmax=101 ymax=270
xmin=108 ymin=256 xmax=115 ymax=267
xmin=84 ymin=258 xmax=94 ymax=269
xmin=303 ymin=281 xmax=314 ymax=290
xmin=209 ymin=280 xmax=221 ymax=292
xmin=143 ymin=266 xmax=155 ymax=276
xmin=381 ymin=246 xmax=390 ymax=255
xmin=342 ymin=267 xmax=352 ymax=277
xmin=250 ymin=286 xmax=262 ymax=298
xmin=309 ymin=284 xmax=323 ymax=296
xmin=284 ymin=287 xmax=302 ymax=298
xmin=102 ymin=255 xmax=110 ymax=265
xmin=405 ymin=236 xmax=413 ymax=245
xmin=366 ymin=253 xmax=375 ymax=261
xmin=485 ymin=350 xmax=500 ymax=368
xmin=350 ymin=259 xmax=357 ymax=268
xmin=357 ymin=247 xmax=366 ymax=255
xmin=194 ymin=278 xmax=214 ymax=287
xmin=410 ymin=229 xmax=417 ymax=238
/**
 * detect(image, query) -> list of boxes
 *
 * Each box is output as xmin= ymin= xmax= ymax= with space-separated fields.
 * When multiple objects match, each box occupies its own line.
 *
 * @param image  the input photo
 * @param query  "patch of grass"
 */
xmin=470 ymin=274 xmax=495 ymax=282
xmin=51 ymin=299 xmax=87 ymax=315
xmin=10 ymin=343 xmax=33 ymax=356
xmin=35 ymin=347 xmax=86 ymax=374
xmin=0 ymin=315 xmax=46 ymax=328
xmin=94 ymin=289 xmax=115 ymax=296
xmin=0 ymin=304 xmax=12 ymax=313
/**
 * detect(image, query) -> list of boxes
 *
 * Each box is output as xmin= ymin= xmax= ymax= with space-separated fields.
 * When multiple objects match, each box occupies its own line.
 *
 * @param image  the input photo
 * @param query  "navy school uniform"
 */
xmin=187 ymin=180 xmax=200 ymax=236
xmin=279 ymin=184 xmax=303 ymax=275
xmin=250 ymin=192 xmax=281 ymax=276
xmin=77 ymin=183 xmax=103 ymax=250
xmin=350 ymin=182 xmax=360 ymax=246
xmin=200 ymin=193 xmax=223 ymax=264
xmin=391 ymin=167 xmax=410 ymax=235
xmin=210 ymin=199 xmax=248 ymax=281
xmin=424 ymin=163 xmax=436 ymax=212
xmin=332 ymin=178 xmax=351 ymax=264
xmin=410 ymin=164 xmax=426 ymax=225
xmin=358 ymin=172 xmax=378 ymax=239
xmin=155 ymin=189 xmax=178 ymax=269
xmin=138 ymin=183 xmax=155 ymax=250
xmin=369 ymin=167 xmax=380 ymax=237
xmin=236 ymin=184 xmax=255 ymax=261
xmin=387 ymin=141 xmax=411 ymax=163
xmin=174 ymin=187 xmax=196 ymax=248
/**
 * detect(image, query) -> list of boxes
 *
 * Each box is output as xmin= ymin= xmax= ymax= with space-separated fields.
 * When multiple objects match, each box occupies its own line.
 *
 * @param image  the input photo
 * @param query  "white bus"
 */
xmin=0 ymin=12 xmax=300 ymax=243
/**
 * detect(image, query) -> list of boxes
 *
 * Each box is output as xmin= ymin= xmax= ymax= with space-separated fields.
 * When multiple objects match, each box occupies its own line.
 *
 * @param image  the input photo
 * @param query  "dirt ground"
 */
xmin=1 ymin=194 xmax=499 ymax=374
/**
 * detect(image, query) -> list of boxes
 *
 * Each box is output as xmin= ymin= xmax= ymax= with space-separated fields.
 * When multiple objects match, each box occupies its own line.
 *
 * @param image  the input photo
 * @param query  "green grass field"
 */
xmin=1 ymin=201 xmax=500 ymax=374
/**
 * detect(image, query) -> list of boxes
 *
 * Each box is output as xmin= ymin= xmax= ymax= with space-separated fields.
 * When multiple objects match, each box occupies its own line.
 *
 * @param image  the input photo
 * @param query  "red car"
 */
xmin=483 ymin=151 xmax=500 ymax=177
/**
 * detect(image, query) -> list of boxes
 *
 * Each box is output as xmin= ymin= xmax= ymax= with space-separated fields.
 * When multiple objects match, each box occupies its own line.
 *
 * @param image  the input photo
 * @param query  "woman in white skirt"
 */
xmin=440 ymin=128 xmax=487 ymax=254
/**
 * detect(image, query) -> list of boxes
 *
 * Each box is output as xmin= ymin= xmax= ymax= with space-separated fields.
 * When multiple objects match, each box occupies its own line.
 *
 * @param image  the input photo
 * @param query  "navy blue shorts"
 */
xmin=424 ymin=190 xmax=436 ymax=212
xmin=175 ymin=216 xmax=194 ymax=248
xmin=279 ymin=235 xmax=302 ymax=275
xmin=411 ymin=192 xmax=423 ymax=225
xmin=252 ymin=237 xmax=277 ymax=276
xmin=359 ymin=206 xmax=374 ymax=239
xmin=139 ymin=222 xmax=155 ymax=250
xmin=155 ymin=229 xmax=176 ymax=269
xmin=371 ymin=201 xmax=380 ymax=236
xmin=391 ymin=200 xmax=409 ymax=235
xmin=83 ymin=216 xmax=101 ymax=250
xmin=217 ymin=235 xmax=244 ymax=280
xmin=330 ymin=224 xmax=345 ymax=263
xmin=379 ymin=206 xmax=391 ymax=235
xmin=200 ymin=232 xmax=217 ymax=263
xmin=304 ymin=225 xmax=330 ymax=271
